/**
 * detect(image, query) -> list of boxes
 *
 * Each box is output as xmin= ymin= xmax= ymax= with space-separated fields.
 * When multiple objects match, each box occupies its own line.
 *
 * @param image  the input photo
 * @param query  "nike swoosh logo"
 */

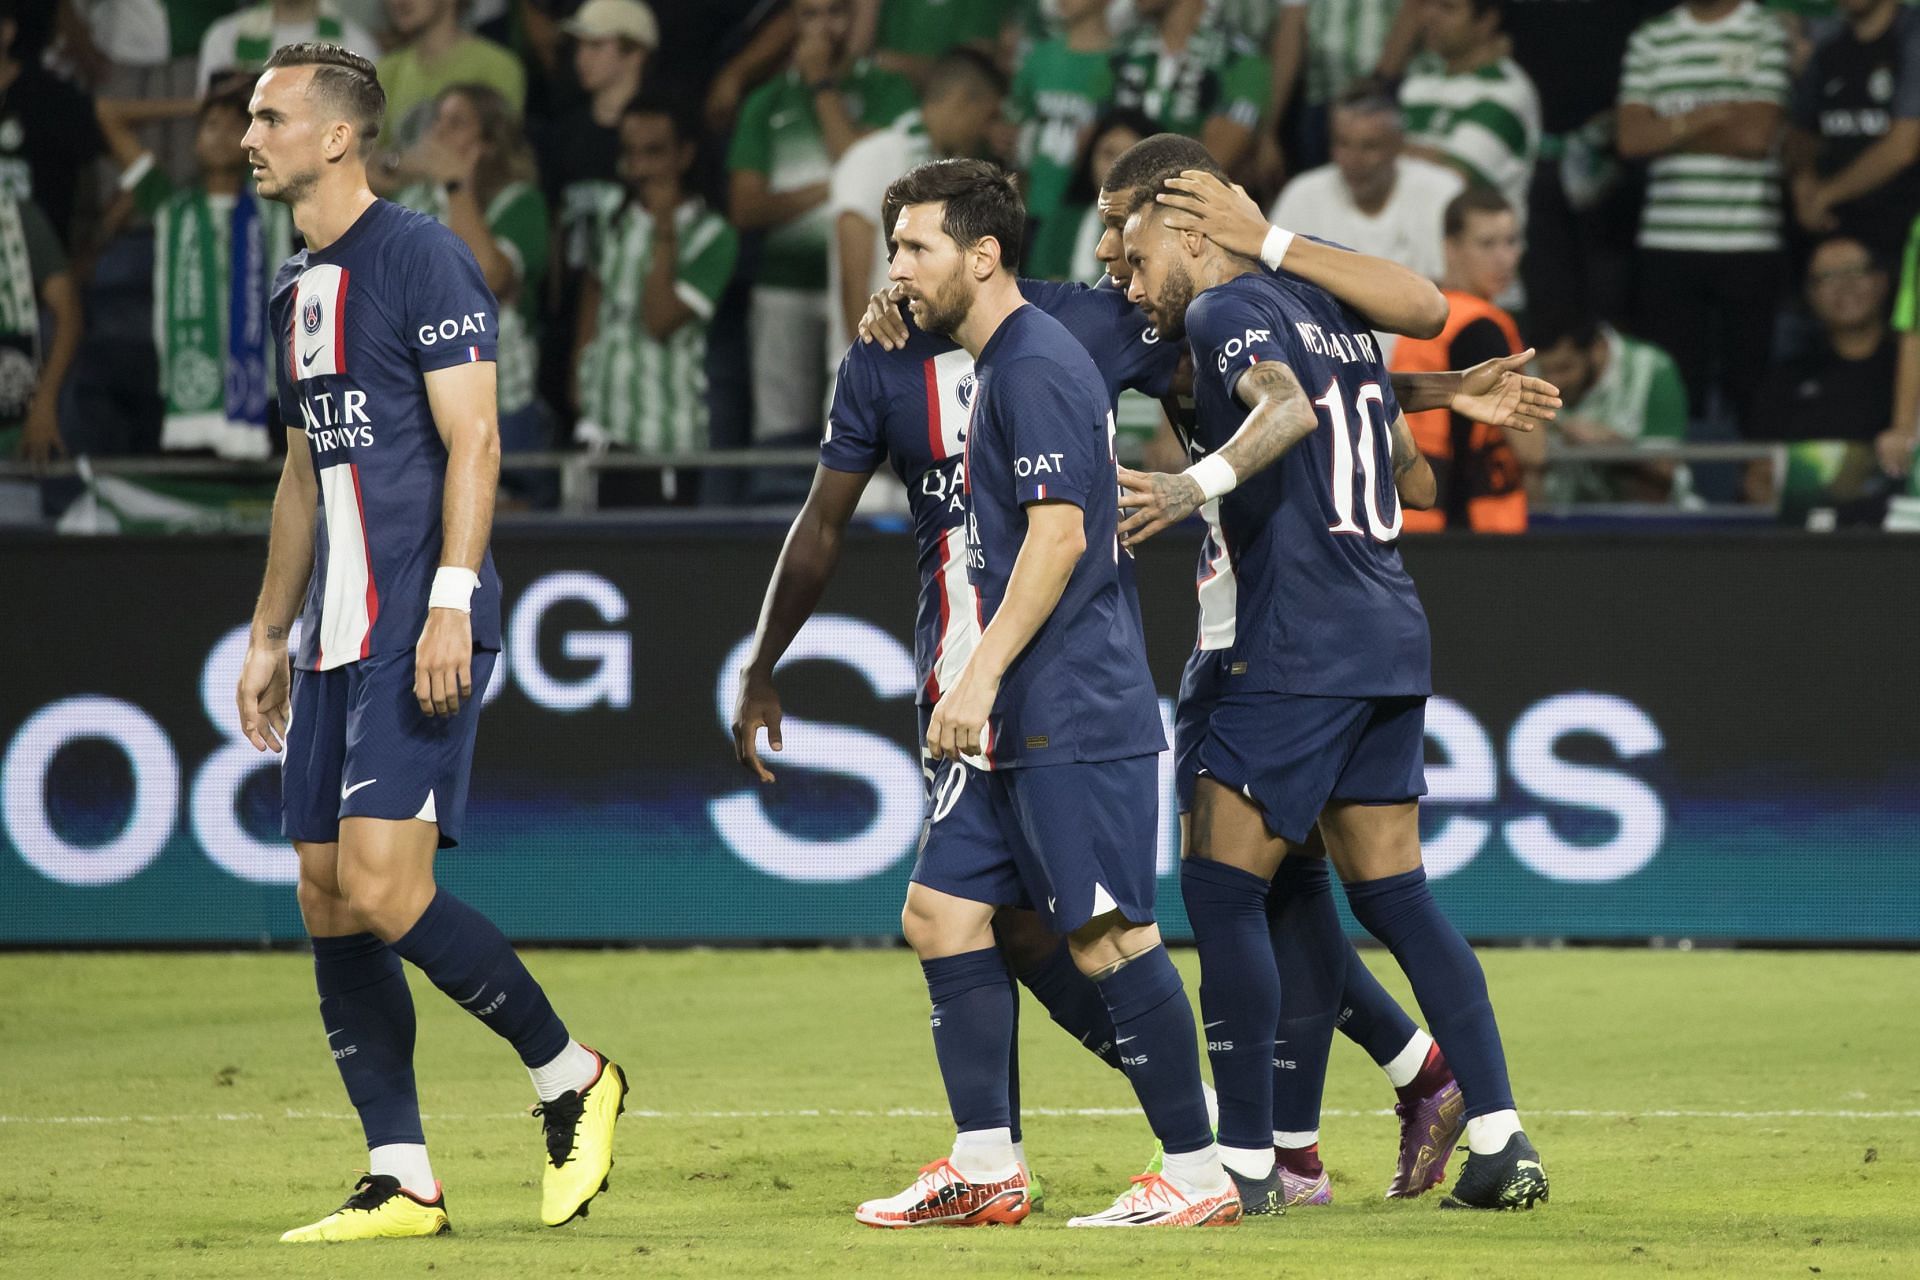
xmin=302 ymin=346 xmax=323 ymax=367
xmin=1115 ymin=1036 xmax=1136 ymax=1045
xmin=1203 ymin=1021 xmax=1225 ymax=1030
xmin=341 ymin=778 xmax=377 ymax=799
xmin=458 ymin=988 xmax=488 ymax=1006
xmin=326 ymin=1029 xmax=344 ymax=1039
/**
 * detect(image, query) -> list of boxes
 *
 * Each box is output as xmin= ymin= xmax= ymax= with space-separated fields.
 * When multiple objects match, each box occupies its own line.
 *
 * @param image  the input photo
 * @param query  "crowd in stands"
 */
xmin=3 ymin=0 xmax=1919 ymax=527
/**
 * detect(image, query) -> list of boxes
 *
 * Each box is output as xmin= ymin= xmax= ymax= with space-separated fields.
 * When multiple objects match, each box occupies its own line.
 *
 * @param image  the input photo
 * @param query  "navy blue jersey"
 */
xmin=820 ymin=278 xmax=1177 ymax=706
xmin=1184 ymin=270 xmax=1431 ymax=696
xmin=269 ymin=200 xmax=504 ymax=672
xmin=961 ymin=304 xmax=1165 ymax=768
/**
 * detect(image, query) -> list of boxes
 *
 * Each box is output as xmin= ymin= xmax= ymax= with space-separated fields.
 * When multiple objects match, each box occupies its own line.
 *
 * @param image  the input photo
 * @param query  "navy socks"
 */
xmin=1012 ymin=938 xmax=1122 ymax=1070
xmin=1180 ymin=858 xmax=1280 ymax=1152
xmin=388 ymin=890 xmax=571 ymax=1069
xmin=1096 ymin=945 xmax=1214 ymax=1155
xmin=312 ymin=933 xmax=422 ymax=1149
xmin=1265 ymin=857 xmax=1349 ymax=1136
xmin=922 ymin=948 xmax=1016 ymax=1135
xmin=1344 ymin=867 xmax=1516 ymax=1118
xmin=1336 ymin=945 xmax=1423 ymax=1067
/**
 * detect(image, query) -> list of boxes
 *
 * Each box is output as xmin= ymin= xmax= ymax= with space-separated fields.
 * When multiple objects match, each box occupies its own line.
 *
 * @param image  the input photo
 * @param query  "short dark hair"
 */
xmin=924 ymin=46 xmax=1009 ymax=102
xmin=200 ymin=81 xmax=256 ymax=123
xmin=1332 ymin=78 xmax=1400 ymax=122
xmin=883 ymin=158 xmax=1025 ymax=268
xmin=1467 ymin=0 xmax=1501 ymax=21
xmin=265 ymin=42 xmax=386 ymax=146
xmin=1528 ymin=300 xmax=1600 ymax=353
xmin=1808 ymin=233 xmax=1883 ymax=275
xmin=622 ymin=92 xmax=695 ymax=144
xmin=1101 ymin=132 xmax=1220 ymax=198
xmin=1442 ymin=184 xmax=1513 ymax=238
xmin=1061 ymin=106 xmax=1160 ymax=208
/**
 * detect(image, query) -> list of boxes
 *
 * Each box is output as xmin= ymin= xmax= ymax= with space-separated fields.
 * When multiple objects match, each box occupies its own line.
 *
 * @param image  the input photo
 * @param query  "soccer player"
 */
xmin=232 ymin=44 xmax=625 ymax=1241
xmin=867 ymin=157 xmax=1239 ymax=1229
xmin=1117 ymin=152 xmax=1550 ymax=1211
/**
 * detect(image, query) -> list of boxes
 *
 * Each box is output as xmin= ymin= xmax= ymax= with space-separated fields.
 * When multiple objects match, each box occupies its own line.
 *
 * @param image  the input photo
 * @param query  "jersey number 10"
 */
xmin=1315 ymin=378 xmax=1403 ymax=543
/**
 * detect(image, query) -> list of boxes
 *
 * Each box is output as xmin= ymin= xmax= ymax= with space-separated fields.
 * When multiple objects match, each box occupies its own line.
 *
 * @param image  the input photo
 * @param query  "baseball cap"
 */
xmin=563 ymin=0 xmax=660 ymax=48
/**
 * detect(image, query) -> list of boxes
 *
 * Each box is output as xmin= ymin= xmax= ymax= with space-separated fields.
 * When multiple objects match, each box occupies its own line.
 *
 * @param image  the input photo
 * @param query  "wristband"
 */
xmin=1260 ymin=225 xmax=1296 ymax=272
xmin=429 ymin=566 xmax=479 ymax=613
xmin=1183 ymin=453 xmax=1239 ymax=503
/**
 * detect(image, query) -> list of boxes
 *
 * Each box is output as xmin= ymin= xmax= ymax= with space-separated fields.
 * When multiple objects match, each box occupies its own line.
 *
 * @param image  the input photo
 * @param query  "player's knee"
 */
xmin=336 ymin=869 xmax=424 ymax=942
xmin=900 ymin=898 xmax=944 ymax=957
xmin=990 ymin=909 xmax=1060 ymax=976
xmin=1066 ymin=914 xmax=1158 ymax=977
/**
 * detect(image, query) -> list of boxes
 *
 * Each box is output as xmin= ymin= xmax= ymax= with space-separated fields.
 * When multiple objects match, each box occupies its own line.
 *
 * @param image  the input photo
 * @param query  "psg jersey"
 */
xmin=1183 ymin=270 xmax=1431 ymax=696
xmin=960 ymin=303 xmax=1165 ymax=768
xmin=819 ymin=278 xmax=1176 ymax=708
xmin=269 ymin=200 xmax=505 ymax=672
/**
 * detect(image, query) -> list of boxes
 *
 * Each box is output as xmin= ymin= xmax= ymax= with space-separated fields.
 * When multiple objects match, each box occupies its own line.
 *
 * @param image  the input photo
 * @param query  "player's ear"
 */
xmin=1180 ymin=227 xmax=1206 ymax=258
xmin=322 ymin=119 xmax=352 ymax=162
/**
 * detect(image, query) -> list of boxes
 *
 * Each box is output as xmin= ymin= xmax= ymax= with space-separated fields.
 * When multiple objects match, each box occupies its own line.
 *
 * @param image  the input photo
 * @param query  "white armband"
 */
xmin=429 ymin=566 xmax=479 ymax=613
xmin=1183 ymin=453 xmax=1239 ymax=503
xmin=1260 ymin=225 xmax=1296 ymax=272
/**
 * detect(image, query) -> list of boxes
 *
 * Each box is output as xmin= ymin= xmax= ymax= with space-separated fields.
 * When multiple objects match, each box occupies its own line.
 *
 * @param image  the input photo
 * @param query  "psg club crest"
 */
xmin=301 ymin=294 xmax=324 ymax=336
xmin=955 ymin=371 xmax=976 ymax=410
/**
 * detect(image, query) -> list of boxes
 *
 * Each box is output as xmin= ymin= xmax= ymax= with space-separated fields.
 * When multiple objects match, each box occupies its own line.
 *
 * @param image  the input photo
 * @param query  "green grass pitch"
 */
xmin=2 ymin=948 xmax=1916 ymax=1278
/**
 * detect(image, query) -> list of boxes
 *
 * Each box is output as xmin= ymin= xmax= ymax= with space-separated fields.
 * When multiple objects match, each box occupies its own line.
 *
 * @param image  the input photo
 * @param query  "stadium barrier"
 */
xmin=2 ymin=530 xmax=1915 ymax=946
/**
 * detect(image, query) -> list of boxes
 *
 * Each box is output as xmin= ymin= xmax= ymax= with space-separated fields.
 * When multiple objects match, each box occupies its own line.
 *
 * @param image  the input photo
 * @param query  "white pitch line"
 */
xmin=2 ymin=1106 xmax=1917 ymax=1125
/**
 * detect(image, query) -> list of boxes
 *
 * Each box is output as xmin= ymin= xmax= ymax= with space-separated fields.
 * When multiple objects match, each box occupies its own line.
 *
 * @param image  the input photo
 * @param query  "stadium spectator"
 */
xmin=1750 ymin=236 xmax=1898 ymax=442
xmin=1109 ymin=0 xmax=1269 ymax=174
xmin=1388 ymin=186 xmax=1543 ymax=532
xmin=727 ymin=0 xmax=914 ymax=446
xmin=197 ymin=2 xmax=380 ymax=93
xmin=92 ymin=84 xmax=295 ymax=459
xmin=0 ymin=193 xmax=79 ymax=467
xmin=1269 ymin=83 xmax=1462 ymax=287
xmin=1530 ymin=304 xmax=1690 ymax=505
xmin=71 ymin=0 xmax=200 ymax=181
xmin=393 ymin=84 xmax=553 ymax=494
xmin=1398 ymin=0 xmax=1541 ymax=226
xmin=860 ymin=0 xmax=1015 ymax=85
xmin=0 ymin=1 xmax=106 ymax=247
xmin=1617 ymin=0 xmax=1791 ymax=431
xmin=574 ymin=100 xmax=739 ymax=503
xmin=1005 ymin=0 xmax=1113 ymax=282
xmin=1883 ymin=211 xmax=1920 ymax=482
xmin=1502 ymin=0 xmax=1672 ymax=323
xmin=1787 ymin=0 xmax=1920 ymax=261
xmin=377 ymin=0 xmax=526 ymax=145
xmin=828 ymin=49 xmax=1005 ymax=375
xmin=1268 ymin=0 xmax=1419 ymax=174
xmin=540 ymin=0 xmax=657 ymax=278
xmin=1042 ymin=105 xmax=1157 ymax=282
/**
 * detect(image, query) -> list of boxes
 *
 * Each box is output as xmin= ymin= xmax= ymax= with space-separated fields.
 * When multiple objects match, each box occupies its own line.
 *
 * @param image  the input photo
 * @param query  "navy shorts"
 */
xmin=913 ymin=738 xmax=1160 ymax=933
xmin=1173 ymin=649 xmax=1232 ymax=814
xmin=1192 ymin=691 xmax=1428 ymax=844
xmin=282 ymin=649 xmax=496 ymax=849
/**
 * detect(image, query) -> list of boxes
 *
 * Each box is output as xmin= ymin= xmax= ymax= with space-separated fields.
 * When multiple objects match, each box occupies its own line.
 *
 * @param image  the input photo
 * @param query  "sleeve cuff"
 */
xmin=119 ymin=152 xmax=156 ymax=193
xmin=674 ymin=279 xmax=716 ymax=320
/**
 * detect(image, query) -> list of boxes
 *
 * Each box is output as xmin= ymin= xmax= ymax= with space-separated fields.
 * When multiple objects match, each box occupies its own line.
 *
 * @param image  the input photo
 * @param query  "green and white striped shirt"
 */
xmin=1399 ymin=53 xmax=1541 ymax=220
xmin=577 ymin=199 xmax=740 ymax=453
xmin=1619 ymin=1 xmax=1791 ymax=254
xmin=1279 ymin=0 xmax=1403 ymax=105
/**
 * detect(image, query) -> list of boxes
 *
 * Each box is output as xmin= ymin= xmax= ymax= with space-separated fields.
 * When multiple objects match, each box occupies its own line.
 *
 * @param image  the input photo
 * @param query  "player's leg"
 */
xmin=1319 ymin=698 xmax=1546 ymax=1210
xmin=1003 ymin=756 xmax=1235 ymax=1229
xmin=1271 ymin=852 xmax=1462 ymax=1199
xmin=336 ymin=650 xmax=623 ymax=1227
xmin=279 ymin=665 xmax=446 ymax=1243
xmin=1181 ymin=776 xmax=1289 ymax=1209
xmin=1261 ymin=841 xmax=1346 ymax=1208
xmin=991 ymin=908 xmax=1122 ymax=1072
xmin=857 ymin=761 xmax=1030 ymax=1228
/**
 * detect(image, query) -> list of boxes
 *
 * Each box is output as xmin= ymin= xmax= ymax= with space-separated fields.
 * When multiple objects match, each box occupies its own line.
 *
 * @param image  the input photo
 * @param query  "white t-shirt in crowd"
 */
xmin=1270 ymin=154 xmax=1463 ymax=285
xmin=197 ymin=4 xmax=380 ymax=92
xmin=826 ymin=112 xmax=932 ymax=363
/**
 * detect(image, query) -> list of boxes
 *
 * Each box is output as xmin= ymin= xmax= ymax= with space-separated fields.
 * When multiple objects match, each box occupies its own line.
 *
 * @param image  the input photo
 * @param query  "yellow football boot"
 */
xmin=534 ymin=1050 xmax=628 ymax=1226
xmin=279 ymin=1175 xmax=450 ymax=1243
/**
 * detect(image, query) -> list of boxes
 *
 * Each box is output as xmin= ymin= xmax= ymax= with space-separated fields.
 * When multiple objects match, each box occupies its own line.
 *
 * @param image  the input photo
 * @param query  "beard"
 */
xmin=914 ymin=271 xmax=976 ymax=339
xmin=256 ymin=162 xmax=318 ymax=206
xmin=1152 ymin=259 xmax=1197 ymax=342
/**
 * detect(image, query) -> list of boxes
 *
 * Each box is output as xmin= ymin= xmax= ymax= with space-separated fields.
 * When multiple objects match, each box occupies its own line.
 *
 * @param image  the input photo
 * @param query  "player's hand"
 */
xmin=1117 ymin=465 xmax=1204 ymax=548
xmin=926 ymin=664 xmax=998 ymax=762
xmin=858 ymin=284 xmax=911 ymax=349
xmin=731 ymin=670 xmax=784 ymax=783
xmin=1875 ymin=425 xmax=1917 ymax=478
xmin=414 ymin=608 xmax=473 ymax=718
xmin=1451 ymin=349 xmax=1560 ymax=433
xmin=236 ymin=639 xmax=291 ymax=753
xmin=1155 ymin=168 xmax=1270 ymax=263
xmin=16 ymin=397 xmax=67 ymax=467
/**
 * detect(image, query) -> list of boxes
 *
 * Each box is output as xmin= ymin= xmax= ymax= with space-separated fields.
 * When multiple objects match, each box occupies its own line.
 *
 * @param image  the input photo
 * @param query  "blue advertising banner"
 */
xmin=2 ymin=531 xmax=1916 ymax=944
